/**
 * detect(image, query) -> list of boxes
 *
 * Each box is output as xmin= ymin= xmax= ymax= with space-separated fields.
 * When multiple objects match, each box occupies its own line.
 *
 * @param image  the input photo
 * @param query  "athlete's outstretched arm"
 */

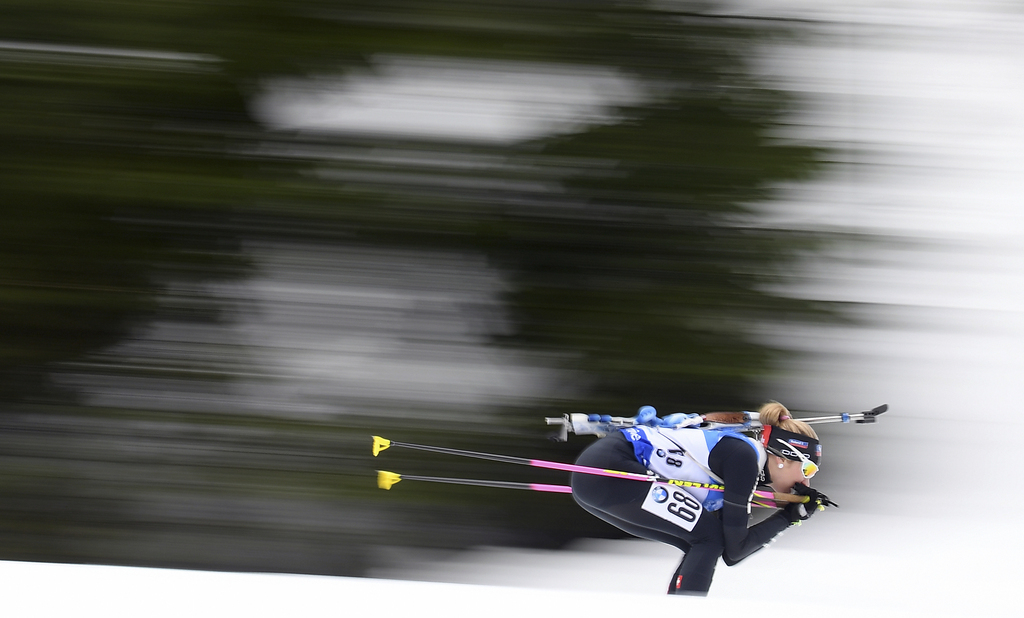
xmin=708 ymin=439 xmax=791 ymax=566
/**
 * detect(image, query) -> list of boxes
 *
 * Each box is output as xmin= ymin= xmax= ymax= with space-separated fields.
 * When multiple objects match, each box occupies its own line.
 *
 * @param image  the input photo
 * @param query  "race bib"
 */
xmin=641 ymin=482 xmax=704 ymax=532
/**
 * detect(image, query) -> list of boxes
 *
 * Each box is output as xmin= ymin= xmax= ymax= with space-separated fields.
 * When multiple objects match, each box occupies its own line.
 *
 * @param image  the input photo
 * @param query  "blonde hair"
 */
xmin=758 ymin=401 xmax=818 ymax=440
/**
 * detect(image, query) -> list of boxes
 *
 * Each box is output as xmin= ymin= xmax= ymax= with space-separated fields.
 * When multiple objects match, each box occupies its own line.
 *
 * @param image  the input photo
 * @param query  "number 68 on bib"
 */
xmin=641 ymin=482 xmax=704 ymax=532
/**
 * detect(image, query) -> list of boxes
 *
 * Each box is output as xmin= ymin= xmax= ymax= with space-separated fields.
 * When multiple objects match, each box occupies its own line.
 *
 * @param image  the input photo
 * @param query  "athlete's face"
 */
xmin=771 ymin=455 xmax=810 ymax=493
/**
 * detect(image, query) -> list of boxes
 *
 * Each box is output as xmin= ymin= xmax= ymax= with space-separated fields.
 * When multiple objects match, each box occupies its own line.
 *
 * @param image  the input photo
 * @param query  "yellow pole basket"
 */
xmin=377 ymin=470 xmax=402 ymax=490
xmin=372 ymin=436 xmax=391 ymax=457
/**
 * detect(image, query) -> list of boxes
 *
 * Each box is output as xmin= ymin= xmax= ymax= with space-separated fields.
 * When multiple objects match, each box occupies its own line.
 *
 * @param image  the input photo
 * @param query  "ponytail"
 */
xmin=758 ymin=401 xmax=818 ymax=440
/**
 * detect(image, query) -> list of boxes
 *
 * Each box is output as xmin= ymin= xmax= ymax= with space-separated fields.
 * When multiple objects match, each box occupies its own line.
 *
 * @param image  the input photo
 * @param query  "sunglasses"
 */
xmin=770 ymin=438 xmax=819 ymax=479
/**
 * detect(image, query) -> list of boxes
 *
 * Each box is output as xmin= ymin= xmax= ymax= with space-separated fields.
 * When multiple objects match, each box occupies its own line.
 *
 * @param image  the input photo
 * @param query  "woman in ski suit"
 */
xmin=571 ymin=401 xmax=828 ymax=596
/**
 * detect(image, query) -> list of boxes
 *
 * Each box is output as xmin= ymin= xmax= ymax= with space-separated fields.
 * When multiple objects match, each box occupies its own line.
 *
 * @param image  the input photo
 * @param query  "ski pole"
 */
xmin=372 ymin=437 xmax=807 ymax=504
xmin=377 ymin=470 xmax=573 ymax=493
xmin=373 ymin=435 xmax=657 ymax=482
xmin=376 ymin=470 xmax=803 ymax=505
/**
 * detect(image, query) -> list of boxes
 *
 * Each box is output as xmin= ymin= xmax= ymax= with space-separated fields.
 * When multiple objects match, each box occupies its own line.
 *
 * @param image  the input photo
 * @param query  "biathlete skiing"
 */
xmin=374 ymin=401 xmax=884 ymax=594
xmin=571 ymin=401 xmax=832 ymax=596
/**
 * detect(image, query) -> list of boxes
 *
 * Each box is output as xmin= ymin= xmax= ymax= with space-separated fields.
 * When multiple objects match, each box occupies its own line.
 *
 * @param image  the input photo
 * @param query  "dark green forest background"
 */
xmin=0 ymin=1 xmax=834 ymax=575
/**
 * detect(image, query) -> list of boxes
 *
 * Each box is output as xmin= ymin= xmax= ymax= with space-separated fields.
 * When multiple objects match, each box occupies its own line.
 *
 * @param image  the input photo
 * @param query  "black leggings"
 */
xmin=571 ymin=432 xmax=725 ymax=595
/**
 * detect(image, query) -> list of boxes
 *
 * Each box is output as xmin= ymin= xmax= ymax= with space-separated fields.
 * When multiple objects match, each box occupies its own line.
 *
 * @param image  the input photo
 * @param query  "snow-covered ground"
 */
xmin=0 ymin=531 xmax=1010 ymax=617
xmin=0 ymin=544 xmax=998 ymax=617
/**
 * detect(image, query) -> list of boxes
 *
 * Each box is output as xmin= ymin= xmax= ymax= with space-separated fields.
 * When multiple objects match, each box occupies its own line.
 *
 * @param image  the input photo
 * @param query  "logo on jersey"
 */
xmin=652 ymin=486 xmax=669 ymax=503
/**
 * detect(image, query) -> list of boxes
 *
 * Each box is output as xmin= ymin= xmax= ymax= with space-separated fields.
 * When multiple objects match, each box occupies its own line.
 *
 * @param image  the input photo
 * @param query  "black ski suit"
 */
xmin=571 ymin=430 xmax=793 ymax=595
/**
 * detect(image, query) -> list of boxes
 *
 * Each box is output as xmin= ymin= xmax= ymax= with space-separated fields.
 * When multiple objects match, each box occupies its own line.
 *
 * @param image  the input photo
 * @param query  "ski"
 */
xmin=545 ymin=404 xmax=888 ymax=441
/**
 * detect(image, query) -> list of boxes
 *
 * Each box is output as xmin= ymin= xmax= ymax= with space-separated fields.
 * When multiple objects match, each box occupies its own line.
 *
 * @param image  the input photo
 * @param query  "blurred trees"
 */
xmin=0 ymin=1 xmax=829 ymax=575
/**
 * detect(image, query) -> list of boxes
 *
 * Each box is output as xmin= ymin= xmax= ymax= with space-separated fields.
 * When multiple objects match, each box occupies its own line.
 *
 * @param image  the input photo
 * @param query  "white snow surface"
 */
xmin=1 ymin=529 xmax=1012 ymax=617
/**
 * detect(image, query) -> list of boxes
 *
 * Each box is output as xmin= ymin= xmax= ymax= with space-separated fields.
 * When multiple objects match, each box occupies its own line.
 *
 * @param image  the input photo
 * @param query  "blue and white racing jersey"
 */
xmin=620 ymin=426 xmax=765 ymax=510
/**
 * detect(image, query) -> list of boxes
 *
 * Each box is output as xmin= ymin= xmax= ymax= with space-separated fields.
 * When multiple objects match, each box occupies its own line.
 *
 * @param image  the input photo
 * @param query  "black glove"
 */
xmin=782 ymin=500 xmax=814 ymax=523
xmin=792 ymin=484 xmax=839 ymax=510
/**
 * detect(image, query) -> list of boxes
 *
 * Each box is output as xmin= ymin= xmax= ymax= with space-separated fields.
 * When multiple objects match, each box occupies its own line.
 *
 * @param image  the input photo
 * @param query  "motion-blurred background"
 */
xmin=2 ymin=0 xmax=1022 ymax=594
